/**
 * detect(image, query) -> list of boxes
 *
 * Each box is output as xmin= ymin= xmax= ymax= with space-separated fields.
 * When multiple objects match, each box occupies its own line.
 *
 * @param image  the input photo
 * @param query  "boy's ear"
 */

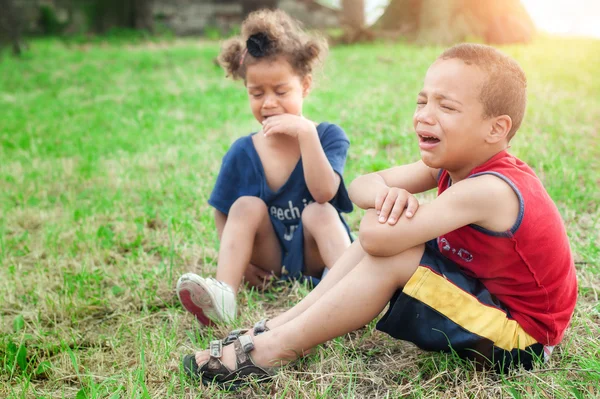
xmin=302 ymin=74 xmax=313 ymax=97
xmin=487 ymin=115 xmax=512 ymax=143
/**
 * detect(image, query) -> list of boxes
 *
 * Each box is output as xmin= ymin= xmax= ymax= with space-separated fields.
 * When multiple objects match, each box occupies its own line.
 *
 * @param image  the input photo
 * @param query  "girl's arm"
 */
xmin=262 ymin=115 xmax=342 ymax=203
xmin=297 ymin=127 xmax=341 ymax=203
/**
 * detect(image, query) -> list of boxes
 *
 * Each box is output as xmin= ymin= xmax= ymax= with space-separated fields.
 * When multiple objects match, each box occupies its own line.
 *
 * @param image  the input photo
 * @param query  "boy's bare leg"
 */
xmin=195 ymin=244 xmax=425 ymax=368
xmin=267 ymin=238 xmax=366 ymax=329
xmin=215 ymin=196 xmax=282 ymax=292
xmin=260 ymin=203 xmax=357 ymax=330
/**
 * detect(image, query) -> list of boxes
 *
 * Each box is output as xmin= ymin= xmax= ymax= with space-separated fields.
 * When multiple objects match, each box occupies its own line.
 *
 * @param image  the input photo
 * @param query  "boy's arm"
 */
xmin=349 ymin=160 xmax=439 ymax=209
xmin=358 ymin=175 xmax=520 ymax=257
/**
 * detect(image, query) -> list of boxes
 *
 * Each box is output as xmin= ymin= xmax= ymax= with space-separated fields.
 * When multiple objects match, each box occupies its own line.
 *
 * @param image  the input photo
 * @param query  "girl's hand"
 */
xmin=375 ymin=187 xmax=419 ymax=225
xmin=262 ymin=114 xmax=317 ymax=139
xmin=243 ymin=263 xmax=275 ymax=290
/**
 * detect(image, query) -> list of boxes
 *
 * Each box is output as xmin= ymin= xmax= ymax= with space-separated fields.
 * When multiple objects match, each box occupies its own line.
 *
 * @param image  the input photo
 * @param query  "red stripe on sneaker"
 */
xmin=179 ymin=290 xmax=214 ymax=327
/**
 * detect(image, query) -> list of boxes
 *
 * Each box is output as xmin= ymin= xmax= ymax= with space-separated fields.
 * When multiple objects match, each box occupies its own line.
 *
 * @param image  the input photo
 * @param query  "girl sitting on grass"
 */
xmin=176 ymin=9 xmax=354 ymax=327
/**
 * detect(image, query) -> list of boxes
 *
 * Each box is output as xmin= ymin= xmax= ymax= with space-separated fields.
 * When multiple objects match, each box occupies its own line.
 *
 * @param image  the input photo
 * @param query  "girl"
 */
xmin=176 ymin=9 xmax=353 ymax=327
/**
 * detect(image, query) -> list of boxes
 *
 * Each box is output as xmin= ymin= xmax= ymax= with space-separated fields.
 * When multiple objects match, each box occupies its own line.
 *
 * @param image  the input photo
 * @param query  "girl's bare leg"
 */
xmin=216 ymin=196 xmax=282 ymax=292
xmin=302 ymin=202 xmax=352 ymax=277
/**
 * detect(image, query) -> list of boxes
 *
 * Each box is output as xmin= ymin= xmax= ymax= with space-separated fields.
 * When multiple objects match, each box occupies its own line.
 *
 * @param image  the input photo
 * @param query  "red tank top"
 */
xmin=437 ymin=150 xmax=577 ymax=346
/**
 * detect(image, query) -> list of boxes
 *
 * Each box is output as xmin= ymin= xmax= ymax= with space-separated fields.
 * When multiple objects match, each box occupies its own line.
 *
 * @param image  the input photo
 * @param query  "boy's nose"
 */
xmin=415 ymin=107 xmax=435 ymax=125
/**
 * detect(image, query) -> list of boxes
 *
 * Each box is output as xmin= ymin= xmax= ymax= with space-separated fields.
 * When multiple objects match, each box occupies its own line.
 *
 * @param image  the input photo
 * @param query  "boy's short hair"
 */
xmin=438 ymin=43 xmax=527 ymax=141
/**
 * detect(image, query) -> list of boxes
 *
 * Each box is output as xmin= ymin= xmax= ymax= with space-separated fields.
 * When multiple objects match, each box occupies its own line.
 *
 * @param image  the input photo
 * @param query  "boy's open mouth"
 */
xmin=419 ymin=134 xmax=440 ymax=143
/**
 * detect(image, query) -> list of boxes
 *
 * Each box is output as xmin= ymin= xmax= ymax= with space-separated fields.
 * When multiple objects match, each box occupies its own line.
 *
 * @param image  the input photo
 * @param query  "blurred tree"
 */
xmin=376 ymin=0 xmax=420 ymax=33
xmin=376 ymin=0 xmax=534 ymax=44
xmin=342 ymin=0 xmax=365 ymax=28
xmin=241 ymin=0 xmax=278 ymax=16
xmin=340 ymin=0 xmax=374 ymax=43
xmin=133 ymin=0 xmax=154 ymax=32
xmin=66 ymin=0 xmax=155 ymax=33
xmin=0 ymin=0 xmax=24 ymax=55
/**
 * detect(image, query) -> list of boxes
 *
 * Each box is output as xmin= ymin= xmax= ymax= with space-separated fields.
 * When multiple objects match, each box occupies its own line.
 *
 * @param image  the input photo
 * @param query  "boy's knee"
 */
xmin=229 ymin=196 xmax=268 ymax=221
xmin=302 ymin=202 xmax=337 ymax=231
xmin=358 ymin=209 xmax=389 ymax=256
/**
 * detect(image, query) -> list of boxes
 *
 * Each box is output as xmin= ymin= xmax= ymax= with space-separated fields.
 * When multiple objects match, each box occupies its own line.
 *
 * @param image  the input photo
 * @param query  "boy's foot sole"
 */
xmin=177 ymin=281 xmax=216 ymax=327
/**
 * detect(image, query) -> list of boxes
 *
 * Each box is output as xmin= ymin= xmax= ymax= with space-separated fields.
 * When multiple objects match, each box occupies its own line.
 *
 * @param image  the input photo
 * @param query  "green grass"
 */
xmin=1 ymin=36 xmax=599 ymax=398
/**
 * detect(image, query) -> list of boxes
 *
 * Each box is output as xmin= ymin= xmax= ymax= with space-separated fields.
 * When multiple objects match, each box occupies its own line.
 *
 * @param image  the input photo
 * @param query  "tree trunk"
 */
xmin=377 ymin=0 xmax=534 ymax=44
xmin=416 ymin=0 xmax=468 ymax=44
xmin=376 ymin=0 xmax=421 ymax=34
xmin=74 ymin=0 xmax=153 ymax=33
xmin=0 ymin=0 xmax=23 ymax=56
xmin=340 ymin=0 xmax=373 ymax=43
xmin=342 ymin=0 xmax=365 ymax=30
xmin=133 ymin=0 xmax=154 ymax=32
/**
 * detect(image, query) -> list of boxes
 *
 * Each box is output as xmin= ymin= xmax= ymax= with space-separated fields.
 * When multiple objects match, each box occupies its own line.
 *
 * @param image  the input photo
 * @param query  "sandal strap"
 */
xmin=186 ymin=335 xmax=276 ymax=388
xmin=238 ymin=334 xmax=255 ymax=353
xmin=230 ymin=328 xmax=246 ymax=336
xmin=189 ymin=340 xmax=230 ymax=378
xmin=232 ymin=335 xmax=277 ymax=377
xmin=222 ymin=319 xmax=269 ymax=347
xmin=233 ymin=335 xmax=253 ymax=367
xmin=209 ymin=340 xmax=223 ymax=359
xmin=253 ymin=318 xmax=269 ymax=334
xmin=222 ymin=328 xmax=248 ymax=346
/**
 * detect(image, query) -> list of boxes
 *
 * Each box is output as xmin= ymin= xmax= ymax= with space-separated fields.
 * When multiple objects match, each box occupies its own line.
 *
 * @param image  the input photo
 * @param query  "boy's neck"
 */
xmin=446 ymin=146 xmax=508 ymax=183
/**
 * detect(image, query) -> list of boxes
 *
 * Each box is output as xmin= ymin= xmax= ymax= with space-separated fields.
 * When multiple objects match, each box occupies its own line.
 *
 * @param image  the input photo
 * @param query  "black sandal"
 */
xmin=183 ymin=335 xmax=276 ymax=390
xmin=221 ymin=318 xmax=270 ymax=346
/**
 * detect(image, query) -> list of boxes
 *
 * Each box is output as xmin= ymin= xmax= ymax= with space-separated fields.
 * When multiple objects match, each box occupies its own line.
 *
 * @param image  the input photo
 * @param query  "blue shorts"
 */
xmin=276 ymin=213 xmax=353 ymax=287
xmin=376 ymin=240 xmax=546 ymax=373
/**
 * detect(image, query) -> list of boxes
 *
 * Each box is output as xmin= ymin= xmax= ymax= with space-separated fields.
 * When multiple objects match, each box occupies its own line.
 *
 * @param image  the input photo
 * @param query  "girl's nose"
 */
xmin=262 ymin=94 xmax=277 ymax=108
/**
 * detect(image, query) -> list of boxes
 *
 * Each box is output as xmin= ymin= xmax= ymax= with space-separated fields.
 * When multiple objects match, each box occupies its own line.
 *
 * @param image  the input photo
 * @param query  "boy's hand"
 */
xmin=262 ymin=114 xmax=317 ymax=139
xmin=375 ymin=187 xmax=419 ymax=225
xmin=243 ymin=263 xmax=275 ymax=290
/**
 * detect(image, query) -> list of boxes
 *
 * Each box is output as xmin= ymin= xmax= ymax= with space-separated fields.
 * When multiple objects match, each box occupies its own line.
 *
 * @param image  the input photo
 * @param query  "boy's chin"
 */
xmin=420 ymin=153 xmax=442 ymax=169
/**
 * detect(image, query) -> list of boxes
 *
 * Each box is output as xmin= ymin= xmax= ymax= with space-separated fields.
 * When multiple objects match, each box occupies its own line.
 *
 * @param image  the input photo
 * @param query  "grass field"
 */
xmin=1 ymin=35 xmax=599 ymax=398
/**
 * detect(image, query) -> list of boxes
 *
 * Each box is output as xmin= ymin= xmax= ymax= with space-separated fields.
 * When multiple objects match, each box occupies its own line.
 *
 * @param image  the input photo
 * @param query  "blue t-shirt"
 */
xmin=208 ymin=122 xmax=353 ymax=284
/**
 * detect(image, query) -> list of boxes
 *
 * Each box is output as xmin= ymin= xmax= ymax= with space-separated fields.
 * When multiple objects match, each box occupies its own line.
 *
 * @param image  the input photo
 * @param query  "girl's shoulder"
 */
xmin=315 ymin=122 xmax=350 ymax=145
xmin=219 ymin=133 xmax=263 ymax=173
xmin=224 ymin=133 xmax=257 ymax=159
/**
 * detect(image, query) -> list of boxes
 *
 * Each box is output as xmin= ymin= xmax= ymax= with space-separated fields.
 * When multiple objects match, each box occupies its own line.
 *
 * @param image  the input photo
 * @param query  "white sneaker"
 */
xmin=176 ymin=273 xmax=236 ymax=326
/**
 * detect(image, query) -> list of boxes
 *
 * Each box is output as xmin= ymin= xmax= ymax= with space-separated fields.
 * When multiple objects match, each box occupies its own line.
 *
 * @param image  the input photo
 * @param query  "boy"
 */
xmin=183 ymin=43 xmax=578 ymax=387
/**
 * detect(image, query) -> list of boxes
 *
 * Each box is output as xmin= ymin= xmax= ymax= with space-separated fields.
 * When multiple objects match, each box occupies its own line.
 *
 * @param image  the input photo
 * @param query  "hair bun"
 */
xmin=246 ymin=33 xmax=271 ymax=58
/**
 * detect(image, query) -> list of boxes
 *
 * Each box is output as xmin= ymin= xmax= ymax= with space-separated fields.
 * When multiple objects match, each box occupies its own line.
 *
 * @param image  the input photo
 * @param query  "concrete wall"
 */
xmin=155 ymin=0 xmax=340 ymax=35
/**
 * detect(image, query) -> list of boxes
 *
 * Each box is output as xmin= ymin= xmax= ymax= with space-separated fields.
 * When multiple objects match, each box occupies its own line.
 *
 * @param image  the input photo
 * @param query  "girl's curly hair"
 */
xmin=218 ymin=9 xmax=328 ymax=80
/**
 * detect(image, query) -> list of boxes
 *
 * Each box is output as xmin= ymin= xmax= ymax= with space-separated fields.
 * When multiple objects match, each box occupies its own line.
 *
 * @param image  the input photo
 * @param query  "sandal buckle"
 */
xmin=210 ymin=340 xmax=223 ymax=358
xmin=238 ymin=335 xmax=255 ymax=353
